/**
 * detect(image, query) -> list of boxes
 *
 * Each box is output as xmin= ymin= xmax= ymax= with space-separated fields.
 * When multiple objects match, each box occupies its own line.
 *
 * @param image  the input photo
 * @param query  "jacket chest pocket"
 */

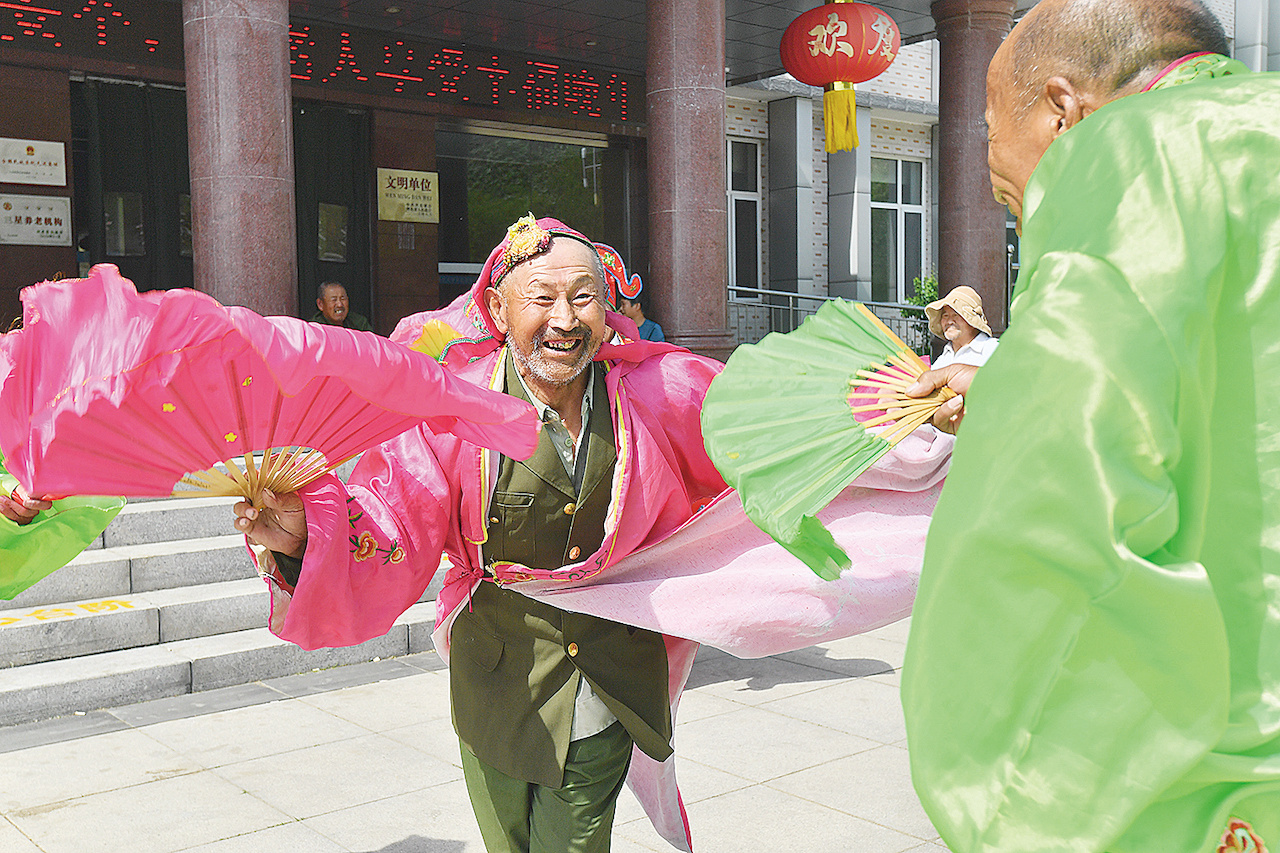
xmin=487 ymin=491 xmax=536 ymax=565
xmin=452 ymin=611 xmax=504 ymax=673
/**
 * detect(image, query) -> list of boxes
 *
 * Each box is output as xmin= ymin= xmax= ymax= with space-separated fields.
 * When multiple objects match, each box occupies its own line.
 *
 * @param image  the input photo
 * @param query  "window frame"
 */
xmin=726 ymin=137 xmax=763 ymax=300
xmin=869 ymin=156 xmax=926 ymax=303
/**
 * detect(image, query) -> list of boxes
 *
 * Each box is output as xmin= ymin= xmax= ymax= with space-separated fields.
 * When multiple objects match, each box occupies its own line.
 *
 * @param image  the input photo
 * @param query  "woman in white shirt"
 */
xmin=925 ymin=285 xmax=999 ymax=368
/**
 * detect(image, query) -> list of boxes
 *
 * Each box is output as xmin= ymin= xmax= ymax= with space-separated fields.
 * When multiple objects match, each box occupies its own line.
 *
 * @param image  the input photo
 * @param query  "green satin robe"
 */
xmin=902 ymin=72 xmax=1280 ymax=852
xmin=1 ymin=453 xmax=125 ymax=599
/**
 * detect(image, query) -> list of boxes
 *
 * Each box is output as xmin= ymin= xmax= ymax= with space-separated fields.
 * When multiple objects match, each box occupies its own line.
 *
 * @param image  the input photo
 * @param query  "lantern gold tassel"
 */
xmin=824 ymin=81 xmax=858 ymax=152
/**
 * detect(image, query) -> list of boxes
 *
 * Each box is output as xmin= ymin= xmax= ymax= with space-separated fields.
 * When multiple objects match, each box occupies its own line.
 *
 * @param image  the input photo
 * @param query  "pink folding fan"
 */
xmin=0 ymin=265 xmax=539 ymax=504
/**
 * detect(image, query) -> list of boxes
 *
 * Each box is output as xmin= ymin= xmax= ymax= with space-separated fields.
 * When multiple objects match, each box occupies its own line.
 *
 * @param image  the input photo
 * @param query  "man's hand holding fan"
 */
xmin=233 ymin=488 xmax=306 ymax=559
xmin=906 ymin=362 xmax=977 ymax=434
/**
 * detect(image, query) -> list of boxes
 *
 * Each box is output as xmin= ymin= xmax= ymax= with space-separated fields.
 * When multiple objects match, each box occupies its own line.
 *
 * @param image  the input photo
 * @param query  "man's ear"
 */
xmin=316 ymin=297 xmax=325 ymax=312
xmin=1042 ymin=76 xmax=1091 ymax=136
xmin=484 ymin=286 xmax=509 ymax=335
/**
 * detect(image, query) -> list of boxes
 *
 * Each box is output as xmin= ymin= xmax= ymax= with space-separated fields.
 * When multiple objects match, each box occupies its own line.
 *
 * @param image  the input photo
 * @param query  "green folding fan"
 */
xmin=2 ymin=452 xmax=125 ymax=600
xmin=701 ymin=299 xmax=954 ymax=580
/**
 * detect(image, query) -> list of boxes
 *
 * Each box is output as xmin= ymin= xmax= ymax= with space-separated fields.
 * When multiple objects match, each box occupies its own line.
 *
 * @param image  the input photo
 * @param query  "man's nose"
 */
xmin=548 ymin=295 xmax=577 ymax=328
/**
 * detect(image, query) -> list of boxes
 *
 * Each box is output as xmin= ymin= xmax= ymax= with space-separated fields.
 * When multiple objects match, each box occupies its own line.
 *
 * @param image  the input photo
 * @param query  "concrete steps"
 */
xmin=8 ymin=532 xmax=255 ymax=608
xmin=0 ymin=603 xmax=437 ymax=726
xmin=0 ymin=578 xmax=267 ymax=666
xmin=0 ymin=457 xmax=447 ymax=728
xmin=103 ymin=496 xmax=245 ymax=547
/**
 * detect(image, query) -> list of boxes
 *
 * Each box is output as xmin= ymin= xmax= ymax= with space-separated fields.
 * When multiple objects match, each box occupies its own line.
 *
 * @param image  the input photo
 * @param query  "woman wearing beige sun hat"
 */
xmin=925 ymin=285 xmax=1000 ymax=368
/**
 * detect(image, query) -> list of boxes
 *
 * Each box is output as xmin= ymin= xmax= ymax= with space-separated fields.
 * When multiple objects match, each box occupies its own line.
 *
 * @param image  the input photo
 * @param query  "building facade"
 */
xmin=0 ymin=0 xmax=1269 ymax=352
xmin=722 ymin=0 xmax=1254 ymax=350
xmin=0 ymin=0 xmax=648 ymax=332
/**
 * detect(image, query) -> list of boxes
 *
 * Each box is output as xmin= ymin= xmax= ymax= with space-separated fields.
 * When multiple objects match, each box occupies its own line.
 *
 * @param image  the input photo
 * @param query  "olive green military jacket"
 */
xmin=448 ymin=357 xmax=672 ymax=787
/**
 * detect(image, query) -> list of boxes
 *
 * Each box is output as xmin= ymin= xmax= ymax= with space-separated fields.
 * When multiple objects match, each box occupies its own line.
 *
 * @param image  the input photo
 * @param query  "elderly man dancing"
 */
xmin=236 ymin=216 xmax=725 ymax=852
xmin=902 ymin=1 xmax=1280 ymax=851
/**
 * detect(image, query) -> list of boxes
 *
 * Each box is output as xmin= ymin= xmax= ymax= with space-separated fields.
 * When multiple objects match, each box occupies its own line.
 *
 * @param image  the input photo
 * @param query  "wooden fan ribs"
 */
xmin=175 ymin=357 xmax=337 ymax=505
xmin=847 ymin=341 xmax=956 ymax=447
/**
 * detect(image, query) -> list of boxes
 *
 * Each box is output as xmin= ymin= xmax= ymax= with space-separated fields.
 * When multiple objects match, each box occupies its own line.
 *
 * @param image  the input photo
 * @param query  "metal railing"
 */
xmin=1007 ymin=244 xmax=1021 ymax=313
xmin=728 ymin=286 xmax=932 ymax=355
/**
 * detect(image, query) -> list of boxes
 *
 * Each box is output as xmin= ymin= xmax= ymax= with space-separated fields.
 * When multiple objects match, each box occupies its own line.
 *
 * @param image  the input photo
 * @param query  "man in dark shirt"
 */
xmin=309 ymin=281 xmax=374 ymax=332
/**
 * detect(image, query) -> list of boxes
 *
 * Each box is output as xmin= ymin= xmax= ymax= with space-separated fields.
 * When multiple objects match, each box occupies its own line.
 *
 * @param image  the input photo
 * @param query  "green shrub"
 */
xmin=903 ymin=271 xmax=938 ymax=319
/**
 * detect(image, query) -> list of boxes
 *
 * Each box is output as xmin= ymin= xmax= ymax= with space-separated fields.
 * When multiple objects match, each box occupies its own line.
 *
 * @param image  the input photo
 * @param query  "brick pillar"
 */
xmin=931 ymin=0 xmax=1014 ymax=332
xmin=646 ymin=0 xmax=735 ymax=359
xmin=183 ymin=0 xmax=296 ymax=315
xmin=372 ymin=110 xmax=438 ymax=334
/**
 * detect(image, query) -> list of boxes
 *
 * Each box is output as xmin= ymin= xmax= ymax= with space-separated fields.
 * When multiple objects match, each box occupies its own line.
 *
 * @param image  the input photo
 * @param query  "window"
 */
xmin=1005 ymin=208 xmax=1021 ymax=317
xmin=436 ymin=128 xmax=606 ymax=265
xmin=727 ymin=139 xmax=762 ymax=297
xmin=869 ymin=157 xmax=924 ymax=303
xmin=435 ymin=125 xmax=610 ymax=304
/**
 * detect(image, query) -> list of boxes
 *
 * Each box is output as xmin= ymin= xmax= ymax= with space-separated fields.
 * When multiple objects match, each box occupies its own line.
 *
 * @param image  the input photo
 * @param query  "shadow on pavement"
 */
xmin=360 ymin=837 xmax=468 ymax=853
xmin=685 ymin=647 xmax=893 ymax=691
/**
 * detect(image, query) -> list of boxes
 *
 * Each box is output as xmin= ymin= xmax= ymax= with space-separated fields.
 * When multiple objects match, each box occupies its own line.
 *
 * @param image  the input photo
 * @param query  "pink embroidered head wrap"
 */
xmin=392 ymin=213 xmax=680 ymax=366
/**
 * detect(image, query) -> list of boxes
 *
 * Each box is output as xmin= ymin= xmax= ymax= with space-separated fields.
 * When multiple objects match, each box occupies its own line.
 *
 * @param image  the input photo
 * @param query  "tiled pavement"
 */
xmin=0 ymin=618 xmax=949 ymax=853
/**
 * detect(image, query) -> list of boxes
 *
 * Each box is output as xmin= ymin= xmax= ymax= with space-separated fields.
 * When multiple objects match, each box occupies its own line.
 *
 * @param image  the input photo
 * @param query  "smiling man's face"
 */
xmin=485 ymin=236 xmax=606 ymax=403
xmin=317 ymin=284 xmax=350 ymax=323
xmin=938 ymin=305 xmax=979 ymax=348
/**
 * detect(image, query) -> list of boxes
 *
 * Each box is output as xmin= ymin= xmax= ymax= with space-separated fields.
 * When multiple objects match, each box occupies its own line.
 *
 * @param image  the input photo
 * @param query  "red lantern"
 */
xmin=780 ymin=1 xmax=901 ymax=152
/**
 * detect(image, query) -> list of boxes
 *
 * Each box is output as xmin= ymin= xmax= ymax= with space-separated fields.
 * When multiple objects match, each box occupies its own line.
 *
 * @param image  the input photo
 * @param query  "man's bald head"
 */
xmin=1007 ymin=0 xmax=1227 ymax=116
xmin=985 ymin=0 xmax=1227 ymax=230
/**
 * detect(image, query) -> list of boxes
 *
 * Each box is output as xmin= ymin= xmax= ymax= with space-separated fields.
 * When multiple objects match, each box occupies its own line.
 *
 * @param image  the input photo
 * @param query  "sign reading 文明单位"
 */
xmin=378 ymin=168 xmax=439 ymax=224
xmin=0 ymin=195 xmax=72 ymax=246
xmin=0 ymin=138 xmax=66 ymax=186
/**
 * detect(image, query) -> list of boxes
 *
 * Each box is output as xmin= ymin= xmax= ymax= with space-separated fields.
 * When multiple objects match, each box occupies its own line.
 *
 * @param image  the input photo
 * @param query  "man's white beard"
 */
xmin=510 ymin=329 xmax=595 ymax=387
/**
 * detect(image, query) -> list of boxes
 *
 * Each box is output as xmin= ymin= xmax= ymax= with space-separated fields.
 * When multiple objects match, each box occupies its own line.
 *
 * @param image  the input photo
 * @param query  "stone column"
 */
xmin=646 ymin=0 xmax=735 ymax=359
xmin=930 ymin=0 xmax=1013 ymax=332
xmin=184 ymin=0 xmax=296 ymax=315
xmin=373 ymin=109 xmax=438 ymax=332
xmin=767 ymin=97 xmax=814 ymax=297
xmin=827 ymin=101 xmax=872 ymax=302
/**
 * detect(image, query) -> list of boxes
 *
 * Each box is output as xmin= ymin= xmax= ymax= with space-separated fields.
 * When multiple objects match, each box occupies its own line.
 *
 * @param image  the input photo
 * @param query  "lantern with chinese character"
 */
xmin=780 ymin=1 xmax=900 ymax=152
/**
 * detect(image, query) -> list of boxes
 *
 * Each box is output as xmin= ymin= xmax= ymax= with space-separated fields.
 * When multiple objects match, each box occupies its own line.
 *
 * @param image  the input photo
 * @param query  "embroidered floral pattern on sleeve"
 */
xmin=1218 ymin=819 xmax=1267 ymax=853
xmin=352 ymin=531 xmax=378 ymax=561
xmin=346 ymin=497 xmax=406 ymax=563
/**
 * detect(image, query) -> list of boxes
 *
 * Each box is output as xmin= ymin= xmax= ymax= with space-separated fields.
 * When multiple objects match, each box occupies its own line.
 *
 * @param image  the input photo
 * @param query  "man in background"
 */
xmin=310 ymin=281 xmax=374 ymax=332
xmin=617 ymin=275 xmax=664 ymax=342
xmin=901 ymin=0 xmax=1280 ymax=850
xmin=924 ymin=285 xmax=998 ymax=369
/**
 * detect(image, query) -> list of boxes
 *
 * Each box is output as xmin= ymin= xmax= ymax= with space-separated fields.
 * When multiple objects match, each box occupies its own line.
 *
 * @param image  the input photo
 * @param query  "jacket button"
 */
xmin=567 ymin=642 xmax=579 ymax=657
xmin=563 ymin=502 xmax=576 ymax=515
xmin=568 ymin=546 xmax=581 ymax=560
xmin=489 ymin=516 xmax=500 ymax=525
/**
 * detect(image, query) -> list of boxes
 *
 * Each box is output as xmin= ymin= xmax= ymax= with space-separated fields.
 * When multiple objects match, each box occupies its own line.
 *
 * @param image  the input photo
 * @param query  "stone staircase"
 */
xmin=0 ymin=470 xmax=443 ymax=728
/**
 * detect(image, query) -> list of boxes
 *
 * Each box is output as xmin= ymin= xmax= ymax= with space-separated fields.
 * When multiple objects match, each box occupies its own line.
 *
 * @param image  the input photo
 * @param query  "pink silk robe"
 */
xmin=256 ymin=314 xmax=949 ymax=850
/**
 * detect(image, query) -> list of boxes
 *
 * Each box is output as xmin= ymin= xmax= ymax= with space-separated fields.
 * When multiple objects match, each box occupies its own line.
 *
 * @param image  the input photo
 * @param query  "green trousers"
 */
xmin=460 ymin=721 xmax=633 ymax=853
